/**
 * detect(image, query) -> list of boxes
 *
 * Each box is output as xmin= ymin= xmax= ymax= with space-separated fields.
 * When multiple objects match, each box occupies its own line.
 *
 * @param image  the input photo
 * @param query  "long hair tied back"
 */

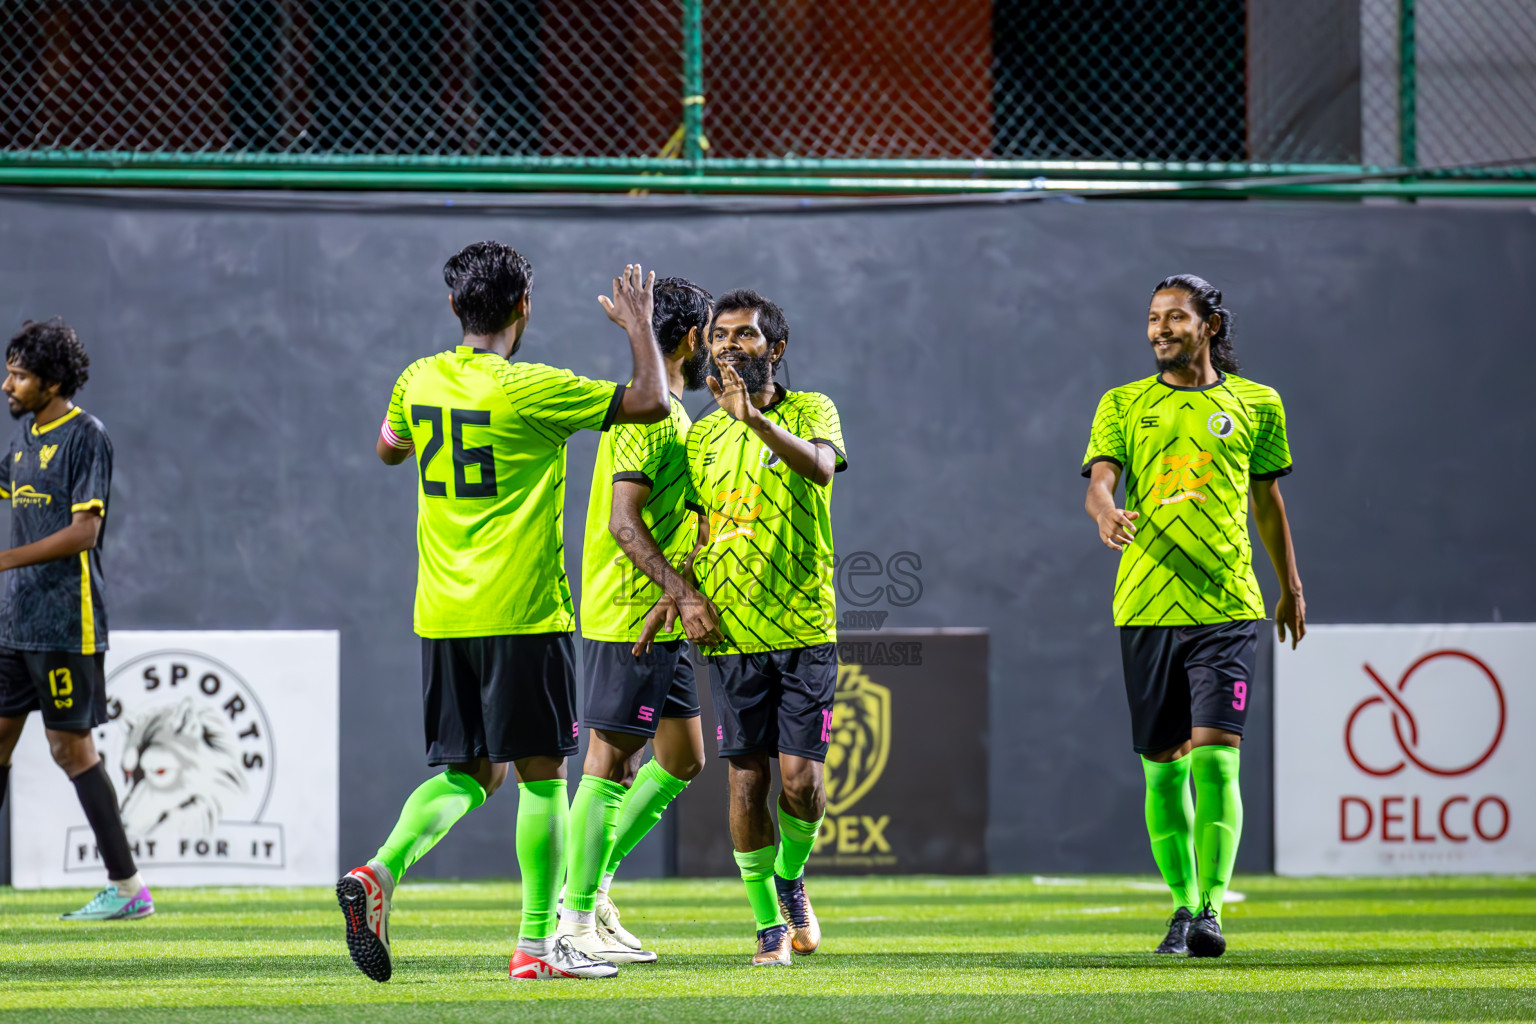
xmin=1153 ymin=274 xmax=1240 ymax=374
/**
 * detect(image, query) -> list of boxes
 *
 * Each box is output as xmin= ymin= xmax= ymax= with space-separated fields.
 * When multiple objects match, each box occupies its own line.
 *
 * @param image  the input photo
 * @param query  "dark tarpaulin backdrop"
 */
xmin=0 ymin=190 xmax=1532 ymax=881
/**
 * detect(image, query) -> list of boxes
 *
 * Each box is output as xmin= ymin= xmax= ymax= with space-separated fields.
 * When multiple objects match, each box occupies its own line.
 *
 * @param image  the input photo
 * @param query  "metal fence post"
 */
xmin=682 ymin=0 xmax=705 ymax=175
xmin=1398 ymin=0 xmax=1416 ymax=170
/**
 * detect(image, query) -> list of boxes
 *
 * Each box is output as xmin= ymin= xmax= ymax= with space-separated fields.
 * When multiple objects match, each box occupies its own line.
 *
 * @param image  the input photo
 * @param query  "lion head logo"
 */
xmin=823 ymin=664 xmax=891 ymax=815
xmin=118 ymin=697 xmax=249 ymax=839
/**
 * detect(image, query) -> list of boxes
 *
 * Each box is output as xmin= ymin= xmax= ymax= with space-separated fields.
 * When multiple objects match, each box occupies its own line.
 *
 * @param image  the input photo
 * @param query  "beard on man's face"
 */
xmin=1155 ymin=346 xmax=1194 ymax=373
xmin=711 ymin=350 xmax=773 ymax=395
xmin=681 ymin=343 xmax=712 ymax=391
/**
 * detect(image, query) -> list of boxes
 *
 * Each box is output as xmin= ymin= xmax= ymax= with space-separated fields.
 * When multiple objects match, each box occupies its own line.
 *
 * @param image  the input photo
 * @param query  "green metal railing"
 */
xmin=0 ymin=0 xmax=1532 ymax=199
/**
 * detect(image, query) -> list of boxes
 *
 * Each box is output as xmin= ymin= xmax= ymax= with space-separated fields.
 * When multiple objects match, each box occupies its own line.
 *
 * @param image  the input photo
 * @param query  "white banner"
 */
xmin=10 ymin=631 xmax=339 ymax=888
xmin=1275 ymin=624 xmax=1536 ymax=875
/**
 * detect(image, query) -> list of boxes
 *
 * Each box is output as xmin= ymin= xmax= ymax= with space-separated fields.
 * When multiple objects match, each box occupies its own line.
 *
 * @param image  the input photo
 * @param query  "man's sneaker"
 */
xmin=509 ymin=936 xmax=620 ymax=979
xmin=557 ymin=916 xmax=657 ymax=965
xmin=337 ymin=862 xmax=393 ymax=982
xmin=596 ymin=892 xmax=644 ymax=951
xmin=60 ymin=883 xmax=154 ymax=921
xmin=773 ymin=874 xmax=822 ymax=954
xmin=751 ymin=923 xmax=793 ymax=967
xmin=1154 ymin=907 xmax=1193 ymax=954
xmin=1185 ymin=905 xmax=1227 ymax=958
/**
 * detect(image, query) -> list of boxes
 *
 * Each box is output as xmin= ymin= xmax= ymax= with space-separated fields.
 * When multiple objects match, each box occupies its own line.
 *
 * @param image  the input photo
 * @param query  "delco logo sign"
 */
xmin=1276 ymin=626 xmax=1534 ymax=876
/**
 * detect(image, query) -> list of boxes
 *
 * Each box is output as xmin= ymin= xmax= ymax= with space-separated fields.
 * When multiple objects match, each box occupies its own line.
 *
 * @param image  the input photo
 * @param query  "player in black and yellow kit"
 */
xmin=1083 ymin=276 xmax=1305 ymax=957
xmin=0 ymin=319 xmax=152 ymax=921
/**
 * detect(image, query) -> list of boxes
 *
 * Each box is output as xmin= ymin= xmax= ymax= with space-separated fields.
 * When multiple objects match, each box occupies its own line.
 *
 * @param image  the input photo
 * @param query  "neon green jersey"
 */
xmin=687 ymin=388 xmax=847 ymax=654
xmin=1083 ymin=373 xmax=1292 ymax=627
xmin=382 ymin=346 xmax=622 ymax=638
xmin=579 ymin=395 xmax=701 ymax=643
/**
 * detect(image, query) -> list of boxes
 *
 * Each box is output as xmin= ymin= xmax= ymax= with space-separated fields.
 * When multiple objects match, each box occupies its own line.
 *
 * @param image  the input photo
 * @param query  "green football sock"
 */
xmin=733 ymin=846 xmax=786 ymax=931
xmin=605 ymin=759 xmax=690 ymax=880
xmin=1141 ymin=754 xmax=1199 ymax=914
xmin=773 ymin=802 xmax=823 ymax=882
xmin=1190 ymin=745 xmax=1243 ymax=919
xmin=516 ymin=779 xmax=568 ymax=941
xmin=565 ymin=775 xmax=626 ymax=914
xmin=374 ymin=770 xmax=487 ymax=884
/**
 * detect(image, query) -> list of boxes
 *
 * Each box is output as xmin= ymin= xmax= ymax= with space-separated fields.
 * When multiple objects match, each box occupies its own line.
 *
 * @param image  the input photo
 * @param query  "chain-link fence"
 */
xmin=1 ymin=0 xmax=1534 ymax=188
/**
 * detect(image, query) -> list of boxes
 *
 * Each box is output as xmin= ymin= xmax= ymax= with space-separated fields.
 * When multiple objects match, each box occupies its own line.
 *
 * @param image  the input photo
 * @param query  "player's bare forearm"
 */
xmin=1085 ymin=461 xmax=1138 ymax=551
xmin=603 ymin=264 xmax=669 ymax=425
xmin=1084 ymin=464 xmax=1121 ymax=521
xmin=610 ymin=499 xmax=690 ymax=603
xmin=745 ymin=413 xmax=836 ymax=485
xmin=1252 ymin=479 xmax=1302 ymax=596
xmin=0 ymin=511 xmax=102 ymax=572
xmin=376 ymin=434 xmax=412 ymax=465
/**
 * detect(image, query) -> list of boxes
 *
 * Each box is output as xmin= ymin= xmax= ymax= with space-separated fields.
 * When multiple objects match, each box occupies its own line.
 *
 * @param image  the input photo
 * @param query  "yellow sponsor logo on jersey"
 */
xmin=710 ymin=484 xmax=766 ymax=542
xmin=10 ymin=484 xmax=52 ymax=507
xmin=1154 ymin=451 xmax=1214 ymax=505
xmin=39 ymin=444 xmax=59 ymax=470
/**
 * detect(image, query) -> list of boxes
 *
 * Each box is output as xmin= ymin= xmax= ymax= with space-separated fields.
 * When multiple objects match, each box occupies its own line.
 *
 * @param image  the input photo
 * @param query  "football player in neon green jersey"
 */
xmin=642 ymin=289 xmax=846 ymax=967
xmin=560 ymin=277 xmax=722 ymax=964
xmin=337 ymin=243 xmax=670 ymax=984
xmin=1083 ymin=274 xmax=1306 ymax=960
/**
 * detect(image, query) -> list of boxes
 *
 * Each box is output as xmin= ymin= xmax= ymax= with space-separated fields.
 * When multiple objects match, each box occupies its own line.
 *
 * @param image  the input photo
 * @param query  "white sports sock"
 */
xmin=559 ymin=906 xmax=596 ymax=928
xmin=598 ymin=873 xmax=614 ymax=900
xmin=517 ymin=936 xmax=555 ymax=959
xmin=109 ymin=872 xmax=143 ymax=895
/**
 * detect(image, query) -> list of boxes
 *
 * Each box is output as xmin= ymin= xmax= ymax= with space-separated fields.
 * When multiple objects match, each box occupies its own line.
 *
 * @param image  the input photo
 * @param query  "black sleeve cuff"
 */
xmin=1251 ymin=465 xmax=1293 ymax=481
xmin=612 ymin=471 xmax=654 ymax=488
xmin=600 ymin=383 xmax=626 ymax=431
xmin=810 ymin=438 xmax=848 ymax=472
xmin=1081 ymin=455 xmax=1123 ymax=478
xmin=685 ymin=499 xmax=705 ymax=514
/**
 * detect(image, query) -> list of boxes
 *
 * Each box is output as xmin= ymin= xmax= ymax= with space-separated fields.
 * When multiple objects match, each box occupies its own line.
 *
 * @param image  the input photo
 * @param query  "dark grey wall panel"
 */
xmin=0 ymin=192 xmax=1532 ymax=880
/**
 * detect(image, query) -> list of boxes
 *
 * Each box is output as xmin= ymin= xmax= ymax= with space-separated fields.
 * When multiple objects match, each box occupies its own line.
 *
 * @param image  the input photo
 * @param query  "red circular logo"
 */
xmin=1344 ymin=649 xmax=1506 ymax=777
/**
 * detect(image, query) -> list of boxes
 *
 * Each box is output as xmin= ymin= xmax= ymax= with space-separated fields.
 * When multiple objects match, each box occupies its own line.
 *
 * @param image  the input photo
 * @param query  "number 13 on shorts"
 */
xmin=49 ymin=667 xmax=74 ymax=709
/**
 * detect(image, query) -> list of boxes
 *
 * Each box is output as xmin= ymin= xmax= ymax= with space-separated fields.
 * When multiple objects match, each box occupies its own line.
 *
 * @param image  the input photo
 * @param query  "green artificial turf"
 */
xmin=2 ymin=874 xmax=1533 ymax=1023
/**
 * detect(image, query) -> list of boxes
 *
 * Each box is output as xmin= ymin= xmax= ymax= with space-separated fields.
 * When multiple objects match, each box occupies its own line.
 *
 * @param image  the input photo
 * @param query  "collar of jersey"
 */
xmin=1155 ymin=371 xmax=1227 ymax=393
xmin=455 ymin=345 xmax=503 ymax=357
xmin=31 ymin=405 xmax=82 ymax=436
xmin=757 ymin=383 xmax=788 ymax=412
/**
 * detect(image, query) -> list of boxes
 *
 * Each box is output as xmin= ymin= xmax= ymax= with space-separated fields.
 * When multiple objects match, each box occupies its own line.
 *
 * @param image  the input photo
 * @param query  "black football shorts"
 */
xmin=708 ymin=643 xmax=837 ymax=761
xmin=0 ymin=646 xmax=108 ymax=731
xmin=421 ymin=633 xmax=579 ymax=765
xmin=582 ymin=638 xmax=701 ymax=738
xmin=1119 ymin=620 xmax=1259 ymax=755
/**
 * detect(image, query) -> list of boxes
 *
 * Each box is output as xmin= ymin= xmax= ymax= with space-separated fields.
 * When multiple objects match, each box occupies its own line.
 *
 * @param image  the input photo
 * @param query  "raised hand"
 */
xmin=599 ymin=263 xmax=656 ymax=334
xmin=706 ymin=362 xmax=755 ymax=422
xmin=1096 ymin=508 xmax=1139 ymax=551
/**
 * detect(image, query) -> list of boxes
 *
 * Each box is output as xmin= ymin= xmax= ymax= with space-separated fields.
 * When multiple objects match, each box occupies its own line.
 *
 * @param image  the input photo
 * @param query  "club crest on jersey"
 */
xmin=758 ymin=444 xmax=782 ymax=469
xmin=1207 ymin=412 xmax=1236 ymax=440
xmin=39 ymin=444 xmax=60 ymax=470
